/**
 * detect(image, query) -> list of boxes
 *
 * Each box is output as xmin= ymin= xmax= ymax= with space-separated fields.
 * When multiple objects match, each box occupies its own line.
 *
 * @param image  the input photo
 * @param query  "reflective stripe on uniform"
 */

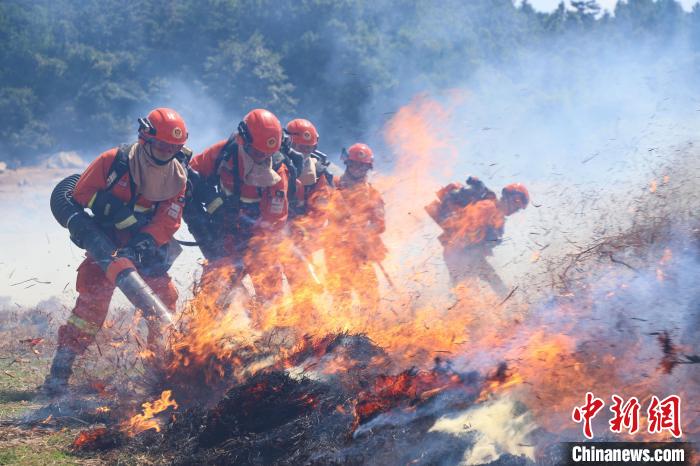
xmin=115 ymin=215 xmax=138 ymax=230
xmin=67 ymin=314 xmax=101 ymax=336
xmin=87 ymin=193 xmax=97 ymax=209
xmin=206 ymin=197 xmax=224 ymax=214
xmin=134 ymin=204 xmax=155 ymax=213
xmin=240 ymin=196 xmax=260 ymax=203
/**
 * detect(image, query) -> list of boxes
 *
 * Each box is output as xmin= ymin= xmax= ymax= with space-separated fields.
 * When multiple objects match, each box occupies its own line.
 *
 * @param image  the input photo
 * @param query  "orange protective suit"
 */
xmin=322 ymin=175 xmax=386 ymax=314
xmin=427 ymin=189 xmax=508 ymax=294
xmin=59 ymin=146 xmax=184 ymax=353
xmin=190 ymin=140 xmax=289 ymax=301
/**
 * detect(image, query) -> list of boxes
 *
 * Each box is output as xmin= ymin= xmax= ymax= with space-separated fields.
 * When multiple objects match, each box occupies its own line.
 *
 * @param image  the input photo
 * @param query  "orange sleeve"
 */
xmin=72 ymin=148 xmax=118 ymax=207
xmin=368 ymin=186 xmax=386 ymax=235
xmin=140 ymin=185 xmax=186 ymax=246
xmin=190 ymin=140 xmax=227 ymax=177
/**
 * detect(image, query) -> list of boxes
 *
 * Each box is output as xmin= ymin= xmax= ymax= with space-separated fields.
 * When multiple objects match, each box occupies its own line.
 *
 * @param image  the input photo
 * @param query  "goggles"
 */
xmin=292 ymin=142 xmax=318 ymax=155
xmin=144 ymin=136 xmax=184 ymax=155
xmin=245 ymin=144 xmax=274 ymax=162
xmin=346 ymin=159 xmax=371 ymax=170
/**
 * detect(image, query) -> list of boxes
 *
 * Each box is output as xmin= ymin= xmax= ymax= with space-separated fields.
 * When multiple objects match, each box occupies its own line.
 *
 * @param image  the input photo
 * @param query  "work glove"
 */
xmin=191 ymin=177 xmax=227 ymax=233
xmin=90 ymin=191 xmax=137 ymax=230
xmin=117 ymin=232 xmax=158 ymax=267
xmin=188 ymin=169 xmax=222 ymax=213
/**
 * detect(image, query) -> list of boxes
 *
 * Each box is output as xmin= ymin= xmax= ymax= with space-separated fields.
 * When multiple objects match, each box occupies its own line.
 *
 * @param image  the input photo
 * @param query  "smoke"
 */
xmin=2 ymin=2 xmax=697 ymax=322
xmin=430 ymin=395 xmax=537 ymax=465
xmin=333 ymin=2 xmax=700 ymax=452
xmin=327 ymin=1 xmax=700 ymax=300
xmin=135 ymin=79 xmax=236 ymax=151
xmin=4 ymin=5 xmax=700 ymax=464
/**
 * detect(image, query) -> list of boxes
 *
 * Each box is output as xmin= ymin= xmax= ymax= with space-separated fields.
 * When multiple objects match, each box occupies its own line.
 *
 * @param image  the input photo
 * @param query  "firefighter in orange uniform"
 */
xmin=185 ymin=109 xmax=288 ymax=303
xmin=425 ymin=179 xmax=529 ymax=296
xmin=43 ymin=108 xmax=189 ymax=395
xmin=324 ymin=143 xmax=386 ymax=314
xmin=283 ymin=119 xmax=334 ymax=221
xmin=277 ymin=119 xmax=335 ymax=314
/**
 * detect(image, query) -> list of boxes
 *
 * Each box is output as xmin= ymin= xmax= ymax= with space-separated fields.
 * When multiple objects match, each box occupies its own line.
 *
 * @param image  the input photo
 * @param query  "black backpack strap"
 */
xmin=209 ymin=137 xmax=238 ymax=186
xmin=447 ymin=184 xmax=496 ymax=208
xmin=106 ymin=143 xmax=137 ymax=207
xmin=177 ymin=146 xmax=199 ymax=202
xmin=229 ymin=141 xmax=241 ymax=201
xmin=175 ymin=146 xmax=193 ymax=168
xmin=273 ymin=151 xmax=297 ymax=201
xmin=310 ymin=149 xmax=329 ymax=166
xmin=323 ymin=171 xmax=335 ymax=187
xmin=207 ymin=137 xmax=242 ymax=212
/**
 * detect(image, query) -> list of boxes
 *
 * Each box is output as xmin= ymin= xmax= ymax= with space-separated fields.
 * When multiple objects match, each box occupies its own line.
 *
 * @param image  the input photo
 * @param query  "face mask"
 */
xmin=241 ymin=148 xmax=281 ymax=187
xmin=129 ymin=144 xmax=187 ymax=201
xmin=298 ymin=155 xmax=318 ymax=186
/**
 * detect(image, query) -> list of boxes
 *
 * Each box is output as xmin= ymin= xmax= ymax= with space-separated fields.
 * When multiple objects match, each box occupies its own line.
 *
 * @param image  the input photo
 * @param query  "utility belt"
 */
xmin=440 ymin=234 xmax=499 ymax=256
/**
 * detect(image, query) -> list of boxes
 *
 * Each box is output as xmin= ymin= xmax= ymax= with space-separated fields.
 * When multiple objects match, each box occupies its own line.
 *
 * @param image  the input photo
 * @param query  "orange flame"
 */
xmin=162 ymin=93 xmax=515 ymax=397
xmin=72 ymin=427 xmax=109 ymax=450
xmin=123 ymin=390 xmax=178 ymax=436
xmin=353 ymin=368 xmax=468 ymax=430
xmin=155 ymin=91 xmax=698 ymax=446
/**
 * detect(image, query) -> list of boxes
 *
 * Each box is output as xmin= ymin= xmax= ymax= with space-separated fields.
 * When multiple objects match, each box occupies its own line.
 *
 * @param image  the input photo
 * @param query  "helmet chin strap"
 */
xmin=144 ymin=142 xmax=176 ymax=166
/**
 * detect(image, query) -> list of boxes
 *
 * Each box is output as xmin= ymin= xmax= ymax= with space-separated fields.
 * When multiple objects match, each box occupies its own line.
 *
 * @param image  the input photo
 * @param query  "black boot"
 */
xmin=41 ymin=347 xmax=78 ymax=397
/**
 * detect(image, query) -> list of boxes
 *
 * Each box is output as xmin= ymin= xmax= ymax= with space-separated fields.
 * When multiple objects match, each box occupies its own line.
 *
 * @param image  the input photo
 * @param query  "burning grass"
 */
xmin=126 ymin=335 xmax=494 ymax=465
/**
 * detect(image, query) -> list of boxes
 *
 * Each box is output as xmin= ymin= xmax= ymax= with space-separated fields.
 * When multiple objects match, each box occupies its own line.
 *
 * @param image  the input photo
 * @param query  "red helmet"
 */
xmin=138 ymin=108 xmax=188 ymax=145
xmin=502 ymin=183 xmax=530 ymax=207
xmin=238 ymin=109 xmax=282 ymax=157
xmin=344 ymin=143 xmax=374 ymax=166
xmin=286 ymin=119 xmax=319 ymax=147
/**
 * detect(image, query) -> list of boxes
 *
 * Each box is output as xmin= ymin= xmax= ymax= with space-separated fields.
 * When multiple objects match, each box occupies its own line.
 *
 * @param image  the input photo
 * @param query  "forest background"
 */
xmin=2 ymin=0 xmax=698 ymax=164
